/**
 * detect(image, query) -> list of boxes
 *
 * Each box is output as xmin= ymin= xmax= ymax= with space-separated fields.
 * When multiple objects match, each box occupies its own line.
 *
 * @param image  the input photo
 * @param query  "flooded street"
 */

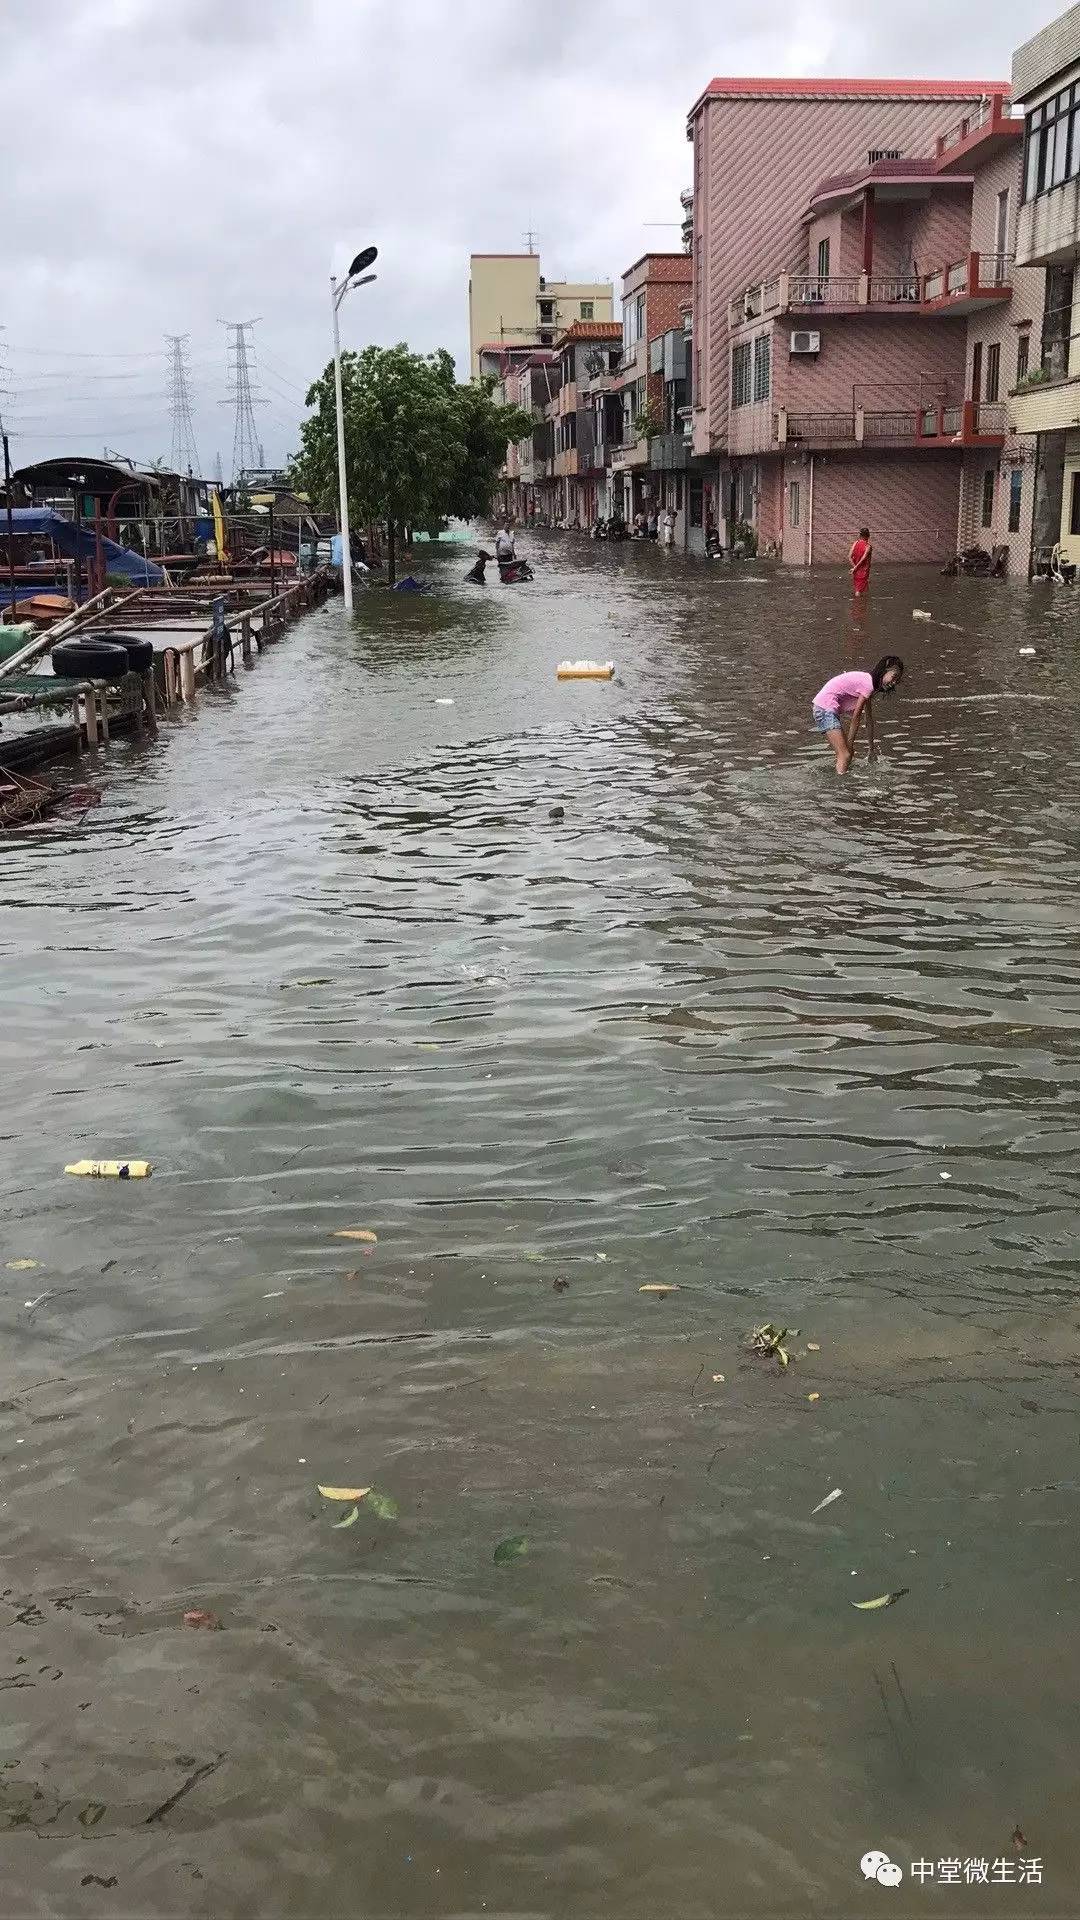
xmin=3 ymin=537 xmax=1080 ymax=1917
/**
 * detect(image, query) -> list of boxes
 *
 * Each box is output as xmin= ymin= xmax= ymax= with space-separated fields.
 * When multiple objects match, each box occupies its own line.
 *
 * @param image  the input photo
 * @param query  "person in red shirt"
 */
xmin=849 ymin=525 xmax=873 ymax=594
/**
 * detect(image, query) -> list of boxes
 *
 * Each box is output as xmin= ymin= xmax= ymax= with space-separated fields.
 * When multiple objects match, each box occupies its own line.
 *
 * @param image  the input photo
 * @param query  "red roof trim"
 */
xmin=689 ymin=75 xmax=1008 ymax=118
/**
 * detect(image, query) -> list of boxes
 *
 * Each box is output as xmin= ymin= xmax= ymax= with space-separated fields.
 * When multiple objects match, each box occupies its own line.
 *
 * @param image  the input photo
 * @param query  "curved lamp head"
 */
xmin=348 ymin=245 xmax=378 ymax=277
xmin=350 ymin=272 xmax=377 ymax=289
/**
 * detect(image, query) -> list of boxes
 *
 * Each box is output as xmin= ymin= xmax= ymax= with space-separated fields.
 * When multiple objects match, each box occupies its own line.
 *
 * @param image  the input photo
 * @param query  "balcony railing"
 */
xmin=647 ymin=432 xmax=690 ymax=469
xmin=862 ymin=409 xmax=920 ymax=440
xmin=789 ymin=276 xmax=862 ymax=306
xmin=869 ymin=277 xmax=920 ymax=304
xmin=786 ymin=413 xmax=855 ymax=443
xmin=778 ymin=398 xmax=1007 ymax=448
xmin=731 ymin=253 xmax=1013 ymax=325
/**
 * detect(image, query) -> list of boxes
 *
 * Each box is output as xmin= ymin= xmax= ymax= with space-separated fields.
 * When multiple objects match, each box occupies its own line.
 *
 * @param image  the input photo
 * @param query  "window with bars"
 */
xmin=753 ymin=333 xmax=770 ymax=402
xmin=985 ymin=343 xmax=1001 ymax=403
xmin=1016 ymin=330 xmax=1030 ymax=384
xmin=981 ymin=468 xmax=995 ymax=528
xmin=1008 ymin=468 xmax=1023 ymax=534
xmin=731 ymin=341 xmax=752 ymax=407
xmin=1024 ymin=85 xmax=1080 ymax=199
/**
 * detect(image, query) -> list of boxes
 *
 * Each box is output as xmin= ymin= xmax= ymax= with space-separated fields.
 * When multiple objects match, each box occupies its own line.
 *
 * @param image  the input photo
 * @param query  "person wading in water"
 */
xmin=849 ymin=525 xmax=873 ymax=595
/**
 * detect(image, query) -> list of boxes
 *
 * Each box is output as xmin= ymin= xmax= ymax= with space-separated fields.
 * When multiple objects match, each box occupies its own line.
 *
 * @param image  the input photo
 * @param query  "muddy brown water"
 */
xmin=2 ymin=537 xmax=1079 ymax=1917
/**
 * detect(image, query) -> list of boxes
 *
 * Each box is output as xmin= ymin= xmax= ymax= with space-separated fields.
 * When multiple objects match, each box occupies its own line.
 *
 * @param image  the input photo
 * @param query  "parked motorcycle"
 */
xmin=499 ymin=558 xmax=534 ymax=583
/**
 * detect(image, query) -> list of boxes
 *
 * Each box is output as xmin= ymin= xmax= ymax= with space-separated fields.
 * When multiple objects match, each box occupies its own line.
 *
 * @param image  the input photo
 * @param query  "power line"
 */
xmin=165 ymin=332 xmax=201 ymax=476
xmin=219 ymin=318 xmax=266 ymax=482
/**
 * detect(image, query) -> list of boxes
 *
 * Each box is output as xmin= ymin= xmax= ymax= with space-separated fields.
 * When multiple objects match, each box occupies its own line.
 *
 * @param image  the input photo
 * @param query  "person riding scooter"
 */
xmin=465 ymin=549 xmax=493 ymax=583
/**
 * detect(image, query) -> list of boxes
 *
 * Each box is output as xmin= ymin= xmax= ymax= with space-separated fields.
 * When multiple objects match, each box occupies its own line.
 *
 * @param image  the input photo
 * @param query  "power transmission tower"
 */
xmin=213 ymin=450 xmax=223 ymax=486
xmin=219 ymin=318 xmax=267 ymax=482
xmin=165 ymin=333 xmax=201 ymax=475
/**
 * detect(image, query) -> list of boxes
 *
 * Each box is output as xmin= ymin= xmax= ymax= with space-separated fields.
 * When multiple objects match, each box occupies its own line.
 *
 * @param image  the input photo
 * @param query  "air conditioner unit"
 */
xmin=790 ymin=330 xmax=821 ymax=355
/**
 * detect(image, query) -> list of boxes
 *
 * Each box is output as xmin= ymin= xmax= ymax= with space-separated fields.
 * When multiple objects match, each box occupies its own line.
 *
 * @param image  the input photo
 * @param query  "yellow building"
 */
xmin=468 ymin=254 xmax=613 ymax=376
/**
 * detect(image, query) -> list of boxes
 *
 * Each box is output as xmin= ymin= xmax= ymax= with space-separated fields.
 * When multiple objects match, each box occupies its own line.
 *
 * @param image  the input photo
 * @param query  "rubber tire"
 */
xmin=87 ymin=630 xmax=156 ymax=673
xmin=50 ymin=638 xmax=132 ymax=683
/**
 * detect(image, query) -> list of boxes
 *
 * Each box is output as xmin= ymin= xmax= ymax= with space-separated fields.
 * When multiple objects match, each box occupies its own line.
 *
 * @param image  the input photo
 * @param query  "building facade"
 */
xmin=1010 ymin=3 xmax=1080 ymax=570
xmin=609 ymin=252 xmax=693 ymax=525
xmin=687 ymin=78 xmax=1018 ymax=563
xmin=468 ymin=255 xmax=614 ymax=376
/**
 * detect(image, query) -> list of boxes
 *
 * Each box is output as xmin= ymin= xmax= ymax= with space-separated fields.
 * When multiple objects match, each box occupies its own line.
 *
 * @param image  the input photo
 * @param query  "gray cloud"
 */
xmin=1 ymin=0 xmax=1052 ymax=472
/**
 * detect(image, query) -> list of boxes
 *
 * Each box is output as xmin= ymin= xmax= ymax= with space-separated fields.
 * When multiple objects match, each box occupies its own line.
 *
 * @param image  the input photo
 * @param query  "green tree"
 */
xmin=291 ymin=344 xmax=530 ymax=583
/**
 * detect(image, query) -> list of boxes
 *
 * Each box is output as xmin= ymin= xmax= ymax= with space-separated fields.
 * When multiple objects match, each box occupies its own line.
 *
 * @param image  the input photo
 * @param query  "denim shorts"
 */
xmin=812 ymin=705 xmax=842 ymax=732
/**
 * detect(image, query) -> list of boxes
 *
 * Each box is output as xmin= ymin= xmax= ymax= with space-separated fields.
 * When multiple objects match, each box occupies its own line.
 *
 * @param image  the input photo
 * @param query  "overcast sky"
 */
xmin=1 ymin=0 xmax=1054 ymax=476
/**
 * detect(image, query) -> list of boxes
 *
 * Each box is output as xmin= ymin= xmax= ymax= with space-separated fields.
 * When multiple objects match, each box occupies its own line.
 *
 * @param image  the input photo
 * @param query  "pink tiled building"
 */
xmin=687 ymin=78 xmax=1041 ymax=568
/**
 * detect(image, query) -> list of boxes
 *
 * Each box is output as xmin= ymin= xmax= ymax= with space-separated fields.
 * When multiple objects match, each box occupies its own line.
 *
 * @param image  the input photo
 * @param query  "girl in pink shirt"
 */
xmin=812 ymin=655 xmax=904 ymax=774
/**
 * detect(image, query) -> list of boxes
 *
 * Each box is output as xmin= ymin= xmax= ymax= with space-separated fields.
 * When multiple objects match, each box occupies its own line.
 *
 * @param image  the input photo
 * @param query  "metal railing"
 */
xmin=973 ymin=400 xmax=1007 ymax=433
xmin=729 ymin=277 xmax=782 ymax=326
xmin=947 ymin=260 xmax=969 ymax=295
xmin=869 ymin=277 xmax=920 ymax=304
xmin=863 ymin=410 xmax=921 ymax=439
xmin=790 ymin=276 xmax=862 ymax=306
xmin=786 ymin=413 xmax=856 ymax=442
xmin=979 ymin=251 xmax=1013 ymax=287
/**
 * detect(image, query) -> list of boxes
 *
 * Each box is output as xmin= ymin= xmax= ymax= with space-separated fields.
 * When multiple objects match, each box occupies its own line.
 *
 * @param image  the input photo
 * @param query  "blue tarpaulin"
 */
xmin=1 ymin=508 xmax=164 ymax=587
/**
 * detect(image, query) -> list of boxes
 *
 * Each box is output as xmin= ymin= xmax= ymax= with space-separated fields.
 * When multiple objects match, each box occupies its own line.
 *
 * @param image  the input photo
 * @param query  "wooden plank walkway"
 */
xmin=0 ymin=569 xmax=334 ymax=778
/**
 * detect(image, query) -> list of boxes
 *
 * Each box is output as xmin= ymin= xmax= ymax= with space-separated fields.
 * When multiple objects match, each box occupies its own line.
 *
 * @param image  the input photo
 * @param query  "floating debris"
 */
xmin=852 ymin=1590 xmax=909 ymax=1612
xmin=182 ymin=1610 xmax=218 ymax=1631
xmin=5 ymin=1260 xmax=41 ymax=1272
xmin=807 ymin=1392 xmax=820 ymax=1403
xmin=333 ymin=1228 xmax=378 ymax=1243
xmin=317 ymin=1484 xmax=371 ymax=1502
xmin=65 ymin=1159 xmax=152 ymax=1179
xmin=331 ymin=1506 xmax=361 ymax=1529
xmin=493 ymin=1535 xmax=528 ymax=1564
xmin=811 ymin=1487 xmax=843 ymax=1515
xmin=366 ymin=1489 xmax=398 ymax=1521
xmin=748 ymin=1323 xmax=799 ymax=1367
xmin=639 ymin=1283 xmax=678 ymax=1295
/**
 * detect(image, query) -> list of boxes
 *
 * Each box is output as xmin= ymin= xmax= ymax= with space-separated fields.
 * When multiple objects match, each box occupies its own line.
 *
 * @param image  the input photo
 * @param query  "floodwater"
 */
xmin=2 ymin=538 xmax=1079 ymax=1919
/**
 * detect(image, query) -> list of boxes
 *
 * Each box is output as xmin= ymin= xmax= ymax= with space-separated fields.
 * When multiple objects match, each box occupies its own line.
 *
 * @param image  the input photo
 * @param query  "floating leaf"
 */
xmin=639 ymin=1284 xmax=678 ymax=1294
xmin=334 ymin=1228 xmax=377 ymax=1243
xmin=78 ymin=1803 xmax=107 ymax=1830
xmin=5 ymin=1260 xmax=41 ymax=1272
xmin=332 ymin=1505 xmax=360 ymax=1529
xmin=777 ymin=1346 xmax=790 ymax=1367
xmin=317 ymin=1484 xmax=371 ymax=1502
xmin=852 ymin=1589 xmax=909 ymax=1612
xmin=806 ymin=1342 xmax=821 ymax=1352
xmin=366 ymin=1489 xmax=398 ymax=1521
xmin=493 ymin=1535 xmax=528 ymax=1564
xmin=811 ymin=1487 xmax=843 ymax=1516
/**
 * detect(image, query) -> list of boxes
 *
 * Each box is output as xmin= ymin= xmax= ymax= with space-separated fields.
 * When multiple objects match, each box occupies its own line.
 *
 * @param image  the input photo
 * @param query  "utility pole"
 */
xmin=2 ymin=432 xmax=15 ymax=622
xmin=219 ymin=318 xmax=267 ymax=484
xmin=165 ymin=333 xmax=202 ymax=477
xmin=0 ymin=327 xmax=13 ymax=619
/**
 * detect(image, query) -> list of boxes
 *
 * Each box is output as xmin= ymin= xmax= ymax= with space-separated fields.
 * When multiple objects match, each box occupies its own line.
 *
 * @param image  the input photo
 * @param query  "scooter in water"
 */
xmin=499 ymin=557 xmax=534 ymax=583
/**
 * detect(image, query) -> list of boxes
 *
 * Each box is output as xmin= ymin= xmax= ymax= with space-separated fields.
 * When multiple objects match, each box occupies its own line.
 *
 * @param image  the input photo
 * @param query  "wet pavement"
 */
xmin=2 ymin=535 xmax=1079 ymax=1917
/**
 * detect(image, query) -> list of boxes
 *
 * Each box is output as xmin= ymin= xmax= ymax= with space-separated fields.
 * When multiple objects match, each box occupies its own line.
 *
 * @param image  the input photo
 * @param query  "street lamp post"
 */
xmin=331 ymin=245 xmax=378 ymax=618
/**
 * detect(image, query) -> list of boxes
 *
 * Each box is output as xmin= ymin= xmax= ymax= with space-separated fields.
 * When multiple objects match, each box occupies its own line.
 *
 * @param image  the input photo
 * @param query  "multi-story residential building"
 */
xmin=1009 ymin=3 xmax=1080 ymax=570
xmin=551 ymin=322 xmax=622 ymax=528
xmin=499 ymin=353 xmax=561 ymax=524
xmin=468 ymin=254 xmax=614 ymax=377
xmin=610 ymin=252 xmax=693 ymax=525
xmin=686 ymin=77 xmax=1016 ymax=564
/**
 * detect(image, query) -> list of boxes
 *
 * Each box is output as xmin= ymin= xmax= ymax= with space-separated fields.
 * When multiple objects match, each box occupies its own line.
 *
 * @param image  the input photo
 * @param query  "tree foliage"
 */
xmin=290 ymin=344 xmax=531 ymax=578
